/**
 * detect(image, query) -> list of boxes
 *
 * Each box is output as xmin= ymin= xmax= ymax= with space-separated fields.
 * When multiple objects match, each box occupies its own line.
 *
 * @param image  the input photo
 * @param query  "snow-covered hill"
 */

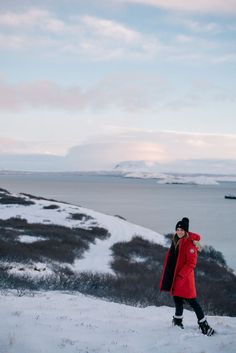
xmin=1 ymin=188 xmax=236 ymax=352
xmin=0 ymin=188 xmax=165 ymax=276
xmin=0 ymin=290 xmax=235 ymax=353
xmin=114 ymin=160 xmax=236 ymax=185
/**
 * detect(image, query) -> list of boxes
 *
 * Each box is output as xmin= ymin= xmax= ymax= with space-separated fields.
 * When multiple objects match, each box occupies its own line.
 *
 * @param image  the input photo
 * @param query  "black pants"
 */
xmin=173 ymin=296 xmax=205 ymax=321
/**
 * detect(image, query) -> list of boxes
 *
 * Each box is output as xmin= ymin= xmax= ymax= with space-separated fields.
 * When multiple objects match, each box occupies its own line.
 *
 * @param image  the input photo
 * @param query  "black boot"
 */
xmin=172 ymin=316 xmax=184 ymax=329
xmin=198 ymin=319 xmax=215 ymax=336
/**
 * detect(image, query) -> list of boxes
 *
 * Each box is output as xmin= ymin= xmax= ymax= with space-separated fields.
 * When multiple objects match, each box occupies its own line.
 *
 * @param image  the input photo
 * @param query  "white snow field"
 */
xmin=0 ymin=291 xmax=235 ymax=353
xmin=0 ymin=191 xmax=166 ymax=275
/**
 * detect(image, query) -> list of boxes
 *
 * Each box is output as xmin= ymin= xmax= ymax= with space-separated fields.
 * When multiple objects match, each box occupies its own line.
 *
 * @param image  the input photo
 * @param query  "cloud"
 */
xmin=117 ymin=0 xmax=236 ymax=15
xmin=80 ymin=15 xmax=141 ymax=43
xmin=3 ymin=0 xmax=235 ymax=15
xmin=0 ymin=8 xmax=66 ymax=32
xmin=66 ymin=141 xmax=167 ymax=170
xmin=70 ymin=15 xmax=158 ymax=60
xmin=0 ymin=74 xmax=235 ymax=113
xmin=0 ymin=33 xmax=29 ymax=49
xmin=212 ymin=53 xmax=236 ymax=63
xmin=0 ymin=74 xmax=170 ymax=112
xmin=179 ymin=19 xmax=224 ymax=34
xmin=0 ymin=8 xmax=235 ymax=64
xmin=0 ymin=78 xmax=80 ymax=111
xmin=0 ymin=8 xmax=157 ymax=60
xmin=0 ymin=33 xmax=57 ymax=50
xmin=171 ymin=16 xmax=236 ymax=37
xmin=0 ymin=137 xmax=29 ymax=154
xmin=1 ymin=130 xmax=236 ymax=171
xmin=0 ymin=137 xmax=69 ymax=155
xmin=105 ymin=129 xmax=236 ymax=160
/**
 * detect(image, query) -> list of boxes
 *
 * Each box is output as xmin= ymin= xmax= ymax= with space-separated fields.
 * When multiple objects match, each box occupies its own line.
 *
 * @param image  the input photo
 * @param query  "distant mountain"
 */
xmin=114 ymin=159 xmax=236 ymax=175
xmin=114 ymin=160 xmax=160 ymax=171
xmin=113 ymin=159 xmax=236 ymax=184
xmin=0 ymin=187 xmax=235 ymax=316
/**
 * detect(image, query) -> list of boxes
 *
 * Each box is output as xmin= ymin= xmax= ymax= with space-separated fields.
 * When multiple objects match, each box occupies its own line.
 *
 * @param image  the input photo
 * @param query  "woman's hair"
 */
xmin=173 ymin=233 xmax=202 ymax=252
xmin=173 ymin=231 xmax=188 ymax=249
xmin=193 ymin=240 xmax=202 ymax=252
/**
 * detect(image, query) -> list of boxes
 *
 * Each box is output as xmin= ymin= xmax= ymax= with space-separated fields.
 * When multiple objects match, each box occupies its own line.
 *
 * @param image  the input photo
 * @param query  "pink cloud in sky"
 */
xmin=0 ymin=137 xmax=29 ymax=154
xmin=0 ymin=78 xmax=85 ymax=111
xmin=78 ymin=130 xmax=236 ymax=162
xmin=66 ymin=140 xmax=168 ymax=170
xmin=0 ymin=74 xmax=234 ymax=114
xmin=0 ymin=75 xmax=168 ymax=112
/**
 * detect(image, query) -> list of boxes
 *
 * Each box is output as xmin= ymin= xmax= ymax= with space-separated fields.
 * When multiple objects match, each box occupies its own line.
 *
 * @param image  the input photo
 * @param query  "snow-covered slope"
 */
xmin=1 ymin=189 xmax=236 ymax=352
xmin=0 ymin=189 xmax=165 ymax=274
xmin=114 ymin=160 xmax=236 ymax=185
xmin=0 ymin=291 xmax=235 ymax=353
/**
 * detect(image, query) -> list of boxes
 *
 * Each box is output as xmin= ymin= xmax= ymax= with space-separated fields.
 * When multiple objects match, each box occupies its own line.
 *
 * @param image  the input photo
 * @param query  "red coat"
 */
xmin=160 ymin=232 xmax=201 ymax=299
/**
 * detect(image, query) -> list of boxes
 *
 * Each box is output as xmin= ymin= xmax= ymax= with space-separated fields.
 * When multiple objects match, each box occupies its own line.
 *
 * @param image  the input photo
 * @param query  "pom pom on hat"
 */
xmin=175 ymin=217 xmax=189 ymax=232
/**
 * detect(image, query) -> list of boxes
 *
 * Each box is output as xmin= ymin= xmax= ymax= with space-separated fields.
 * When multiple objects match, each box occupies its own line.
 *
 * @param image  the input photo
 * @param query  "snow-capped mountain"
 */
xmin=115 ymin=159 xmax=236 ymax=175
xmin=113 ymin=160 xmax=236 ymax=185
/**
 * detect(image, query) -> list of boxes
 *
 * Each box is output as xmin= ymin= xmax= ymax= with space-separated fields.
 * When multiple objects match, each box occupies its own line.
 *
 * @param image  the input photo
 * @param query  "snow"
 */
xmin=120 ymin=172 xmax=220 ymax=185
xmin=156 ymin=175 xmax=219 ymax=185
xmin=130 ymin=254 xmax=147 ymax=263
xmin=0 ymin=291 xmax=235 ymax=353
xmin=18 ymin=235 xmax=47 ymax=243
xmin=72 ymin=208 xmax=165 ymax=273
xmin=114 ymin=159 xmax=236 ymax=177
xmin=118 ymin=171 xmax=220 ymax=185
xmin=1 ymin=190 xmax=236 ymax=352
xmin=7 ymin=262 xmax=52 ymax=278
xmin=0 ymin=191 xmax=166 ymax=274
xmin=122 ymin=171 xmax=164 ymax=179
xmin=113 ymin=160 xmax=236 ymax=185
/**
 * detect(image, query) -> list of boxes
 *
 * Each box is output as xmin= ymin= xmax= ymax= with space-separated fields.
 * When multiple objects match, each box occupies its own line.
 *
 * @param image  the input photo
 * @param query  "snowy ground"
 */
xmin=1 ymin=190 xmax=236 ymax=352
xmin=0 ymin=291 xmax=235 ymax=353
xmin=0 ymin=191 xmax=165 ymax=274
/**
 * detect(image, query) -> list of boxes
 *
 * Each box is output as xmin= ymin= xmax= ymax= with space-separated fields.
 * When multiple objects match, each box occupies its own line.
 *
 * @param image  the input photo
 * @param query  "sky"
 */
xmin=0 ymin=0 xmax=236 ymax=171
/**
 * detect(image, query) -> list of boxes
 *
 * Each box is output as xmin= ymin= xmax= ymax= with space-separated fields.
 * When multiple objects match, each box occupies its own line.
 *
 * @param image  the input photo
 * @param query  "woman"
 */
xmin=160 ymin=217 xmax=215 ymax=336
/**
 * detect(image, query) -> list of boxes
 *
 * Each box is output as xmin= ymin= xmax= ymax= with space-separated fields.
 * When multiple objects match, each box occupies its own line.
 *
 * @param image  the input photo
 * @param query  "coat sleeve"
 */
xmin=177 ymin=245 xmax=197 ymax=278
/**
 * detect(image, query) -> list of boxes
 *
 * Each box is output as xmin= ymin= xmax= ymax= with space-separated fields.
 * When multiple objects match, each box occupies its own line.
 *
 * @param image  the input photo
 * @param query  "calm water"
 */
xmin=1 ymin=173 xmax=236 ymax=271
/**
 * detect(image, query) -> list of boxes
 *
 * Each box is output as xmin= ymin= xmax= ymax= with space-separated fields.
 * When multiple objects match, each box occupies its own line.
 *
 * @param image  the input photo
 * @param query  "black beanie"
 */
xmin=175 ymin=217 xmax=189 ymax=232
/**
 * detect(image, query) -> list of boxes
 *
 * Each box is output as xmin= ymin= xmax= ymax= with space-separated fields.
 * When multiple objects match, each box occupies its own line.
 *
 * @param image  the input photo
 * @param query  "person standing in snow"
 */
xmin=160 ymin=217 xmax=215 ymax=336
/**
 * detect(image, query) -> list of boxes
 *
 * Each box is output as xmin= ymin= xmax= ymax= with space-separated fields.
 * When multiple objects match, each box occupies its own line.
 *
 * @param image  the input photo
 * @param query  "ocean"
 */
xmin=0 ymin=173 xmax=236 ymax=271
